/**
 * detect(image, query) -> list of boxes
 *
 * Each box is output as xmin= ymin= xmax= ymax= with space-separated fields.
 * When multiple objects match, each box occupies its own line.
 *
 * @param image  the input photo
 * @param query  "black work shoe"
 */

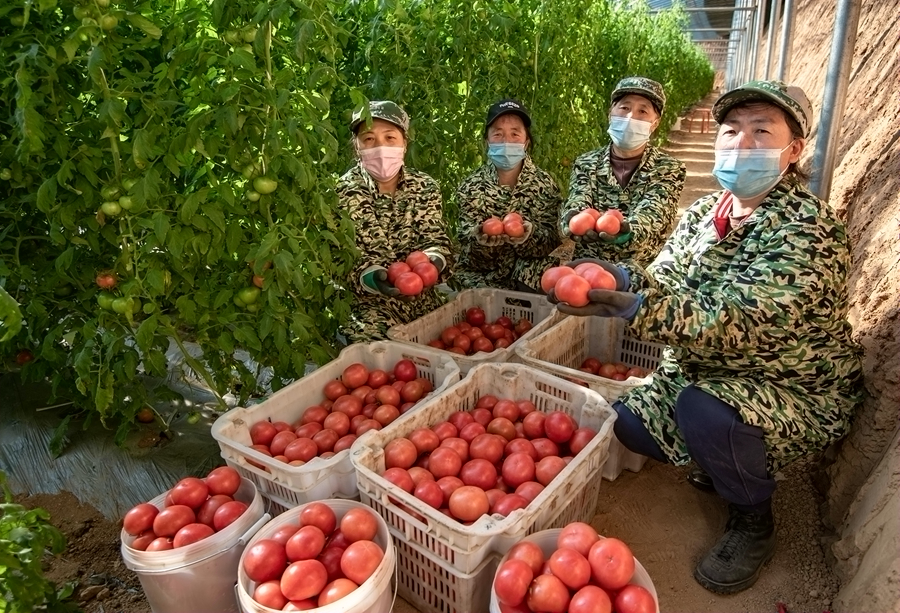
xmin=687 ymin=465 xmax=716 ymax=492
xmin=694 ymin=505 xmax=777 ymax=594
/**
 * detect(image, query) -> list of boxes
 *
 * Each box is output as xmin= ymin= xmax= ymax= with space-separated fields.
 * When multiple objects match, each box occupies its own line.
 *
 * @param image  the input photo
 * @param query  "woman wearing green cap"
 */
xmin=337 ymin=100 xmax=452 ymax=343
xmin=452 ymin=98 xmax=563 ymax=292
xmin=561 ymin=76 xmax=686 ymax=266
xmin=549 ymin=80 xmax=863 ymax=594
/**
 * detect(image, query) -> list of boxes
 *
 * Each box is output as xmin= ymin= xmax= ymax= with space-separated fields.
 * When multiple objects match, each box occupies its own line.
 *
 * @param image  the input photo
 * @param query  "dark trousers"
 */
xmin=613 ymin=384 xmax=775 ymax=514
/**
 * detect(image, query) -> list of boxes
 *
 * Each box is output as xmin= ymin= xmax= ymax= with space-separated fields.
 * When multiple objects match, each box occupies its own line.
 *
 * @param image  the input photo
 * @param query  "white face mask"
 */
xmin=358 ymin=146 xmax=405 ymax=182
xmin=607 ymin=116 xmax=653 ymax=151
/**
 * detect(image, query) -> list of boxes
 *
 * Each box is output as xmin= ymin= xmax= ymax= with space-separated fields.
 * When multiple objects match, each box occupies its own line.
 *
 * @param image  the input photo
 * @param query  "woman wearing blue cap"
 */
xmin=550 ymin=80 xmax=863 ymax=594
xmin=452 ymin=99 xmax=563 ymax=293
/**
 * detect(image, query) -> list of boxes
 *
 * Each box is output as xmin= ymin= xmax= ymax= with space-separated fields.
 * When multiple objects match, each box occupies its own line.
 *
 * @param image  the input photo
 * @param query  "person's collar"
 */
xmin=357 ymin=162 xmax=406 ymax=190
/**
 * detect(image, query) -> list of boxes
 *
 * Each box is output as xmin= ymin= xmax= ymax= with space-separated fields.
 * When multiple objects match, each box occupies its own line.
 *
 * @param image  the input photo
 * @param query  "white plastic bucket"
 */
xmin=237 ymin=499 xmax=395 ymax=613
xmin=120 ymin=478 xmax=268 ymax=613
xmin=489 ymin=528 xmax=660 ymax=613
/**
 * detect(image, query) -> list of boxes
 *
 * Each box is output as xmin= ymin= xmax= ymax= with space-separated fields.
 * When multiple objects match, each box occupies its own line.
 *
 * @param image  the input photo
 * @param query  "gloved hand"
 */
xmin=425 ymin=250 xmax=447 ymax=274
xmin=547 ymin=287 xmax=643 ymax=319
xmin=597 ymin=219 xmax=632 ymax=244
xmin=360 ymin=267 xmax=416 ymax=301
xmin=476 ymin=232 xmax=508 ymax=247
xmin=565 ymin=258 xmax=630 ymax=291
xmin=562 ymin=210 xmax=600 ymax=242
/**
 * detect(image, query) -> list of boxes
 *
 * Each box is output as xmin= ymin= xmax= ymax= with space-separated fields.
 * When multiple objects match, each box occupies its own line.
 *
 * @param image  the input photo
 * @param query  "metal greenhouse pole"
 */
xmin=809 ymin=0 xmax=861 ymax=200
xmin=750 ymin=0 xmax=766 ymax=79
xmin=763 ymin=0 xmax=782 ymax=78
xmin=775 ymin=0 xmax=796 ymax=80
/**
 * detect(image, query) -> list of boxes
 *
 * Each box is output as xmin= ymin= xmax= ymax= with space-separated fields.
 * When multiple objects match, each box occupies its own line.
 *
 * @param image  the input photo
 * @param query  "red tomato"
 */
xmin=514 ymin=481 xmax=544 ymax=503
xmin=527 ymin=574 xmax=570 ymax=613
xmin=282 ymin=599 xmax=317 ymax=611
xmin=413 ymin=479 xmax=444 ymax=509
xmin=405 ymin=250 xmax=431 ymax=268
xmin=522 ymin=411 xmax=546 ymax=438
xmin=452 ymin=333 xmax=471 ymax=353
xmin=400 ymin=379 xmax=425 ymax=403
xmin=465 ymin=306 xmax=486 ymax=326
xmin=514 ymin=318 xmax=532 ymax=336
xmin=626 ymin=366 xmax=647 ymax=379
xmin=413 ymin=262 xmax=439 ymax=287
xmin=569 ymin=427 xmax=597 ymax=455
xmin=431 ymin=421 xmax=458 ymax=441
xmin=549 ymin=547 xmax=591 ymax=589
xmin=598 ymin=363 xmax=618 ymax=378
xmin=153 ymin=505 xmax=195 ymax=537
xmin=408 ymin=427 xmax=440 ymax=454
xmin=375 ymin=385 xmax=401 ymax=407
xmin=554 ymin=274 xmax=592 ymax=307
xmin=583 ymin=208 xmax=603 ymax=221
xmin=595 ymin=213 xmax=621 ymax=235
xmin=340 ymin=508 xmax=378 ymax=543
xmin=440 ymin=326 xmax=461 ymax=346
xmin=482 ymin=217 xmax=504 ymax=235
xmin=475 ymin=394 xmax=499 ymax=409
xmin=284 ymin=437 xmax=317 ymax=463
xmin=323 ymin=380 xmax=348 ymax=401
xmin=507 ymin=540 xmax=544 ymax=575
xmin=535 ymin=455 xmax=568 ymax=486
xmin=581 ymin=357 xmax=601 ymax=372
xmin=440 ymin=437 xmax=469 ymax=462
xmin=333 ymin=433 xmax=357 ymax=453
xmin=341 ymin=363 xmax=369 ymax=389
xmin=383 ymin=467 xmax=415 ymax=493
xmin=386 ymin=261 xmax=411 ymax=283
xmin=294 ymin=422 xmax=323 ymax=439
xmin=281 ymin=559 xmax=328 ymax=601
xmin=341 ymin=540 xmax=384 ymax=584
xmin=557 ymin=522 xmax=600 ymax=557
xmin=354 ymin=419 xmax=381 ymax=436
xmin=253 ymin=580 xmax=288 ymax=610
xmin=448 ymin=486 xmax=489 ymax=522
xmin=501 ymin=453 xmax=536 ymax=489
xmin=322 ymin=412 xmax=350 ymax=438
xmin=269 ymin=524 xmax=299 ymax=546
xmin=145 ymin=537 xmax=174 ymax=552
xmin=393 ymin=359 xmax=418 ymax=382
xmin=384 ymin=438 xmax=418 ymax=469
xmin=487 ymin=417 xmax=517 ymax=441
xmin=428 ymin=446 xmax=463 ymax=478
xmin=504 ymin=219 xmax=525 ymax=237
xmin=494 ymin=559 xmax=534 ymax=607
xmin=123 ymin=503 xmax=160 ymax=536
xmin=196 ymin=494 xmax=233 ymax=527
xmin=568 ymin=212 xmax=596 ymax=236
xmin=472 ymin=336 xmax=494 ymax=353
xmin=458 ymin=421 xmax=486 ymax=443
xmin=318 ymin=578 xmax=358 ymax=606
xmin=539 ymin=266 xmax=575 ymax=293
xmin=367 ymin=369 xmax=389 ymax=388
xmin=169 ymin=477 xmax=209 ymax=510
xmin=286 ymin=525 xmax=326 ymax=561
xmin=580 ymin=266 xmax=617 ymax=290
xmin=503 ymin=212 xmax=523 ymax=224
xmin=505 ymin=438 xmax=538 ymax=460
xmin=395 ymin=272 xmax=424 ymax=296
xmin=204 ymin=466 xmax=241 ymax=497
xmin=543 ymin=411 xmax=576 ymax=444
xmin=492 ymin=399 xmax=520 ymax=422
xmin=469 ymin=433 xmax=505 ymax=464
xmin=615 ymin=584 xmax=656 ymax=613
xmin=299 ymin=502 xmax=336 ymax=536
xmin=491 ymin=493 xmax=529 ymax=516
xmin=332 ymin=394 xmax=363 ymax=418
xmin=173 ymin=523 xmax=215 ymax=548
xmin=611 ymin=373 xmax=628 ymax=381
xmin=570 ymin=585 xmax=613 ymax=613
xmin=213 ymin=500 xmax=248 ymax=531
xmin=435 ymin=476 xmax=464 ymax=506
xmin=372 ymin=404 xmax=400 ymax=426
xmin=319 ymin=546 xmax=345 ymax=583
xmin=408 ymin=466 xmax=434 ymax=486
xmin=470 ymin=407 xmax=493 ymax=427
xmin=448 ymin=410 xmax=474 ymax=430
xmin=588 ymin=537 xmax=636 ymax=591
xmin=459 ymin=459 xmax=498 ymax=490
xmin=243 ymin=539 xmax=288 ymax=583
xmin=250 ymin=421 xmax=278 ymax=446
xmin=531 ymin=438 xmax=560 ymax=459
xmin=129 ymin=531 xmax=157 ymax=551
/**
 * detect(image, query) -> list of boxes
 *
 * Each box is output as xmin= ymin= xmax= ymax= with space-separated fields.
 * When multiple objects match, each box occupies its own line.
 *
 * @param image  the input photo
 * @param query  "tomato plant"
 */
xmin=1 ymin=0 xmax=712 ymax=448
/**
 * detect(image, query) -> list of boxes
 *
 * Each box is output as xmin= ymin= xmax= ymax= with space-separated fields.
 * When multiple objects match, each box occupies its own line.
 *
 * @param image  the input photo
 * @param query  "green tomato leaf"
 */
xmin=126 ymin=13 xmax=163 ymax=39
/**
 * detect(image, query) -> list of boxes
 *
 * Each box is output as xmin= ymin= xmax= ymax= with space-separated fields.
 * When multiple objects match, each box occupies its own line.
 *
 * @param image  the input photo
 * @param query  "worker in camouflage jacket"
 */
xmin=561 ymin=77 xmax=685 ymax=266
xmin=337 ymin=101 xmax=452 ymax=344
xmin=453 ymin=99 xmax=563 ymax=292
xmin=549 ymin=81 xmax=863 ymax=596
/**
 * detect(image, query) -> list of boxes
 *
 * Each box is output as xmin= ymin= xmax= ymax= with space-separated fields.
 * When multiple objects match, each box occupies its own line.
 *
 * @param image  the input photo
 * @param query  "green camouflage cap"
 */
xmin=713 ymin=80 xmax=812 ymax=137
xmin=351 ymin=100 xmax=410 ymax=133
xmin=611 ymin=77 xmax=666 ymax=114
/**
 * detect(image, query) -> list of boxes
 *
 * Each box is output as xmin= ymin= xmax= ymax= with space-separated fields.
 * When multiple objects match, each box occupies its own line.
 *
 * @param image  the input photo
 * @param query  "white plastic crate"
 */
xmin=386 ymin=288 xmax=559 ymax=374
xmin=514 ymin=316 xmax=664 ymax=481
xmin=211 ymin=341 xmax=461 ymax=509
xmin=350 ymin=362 xmax=615 ymax=574
xmin=394 ymin=532 xmax=499 ymax=613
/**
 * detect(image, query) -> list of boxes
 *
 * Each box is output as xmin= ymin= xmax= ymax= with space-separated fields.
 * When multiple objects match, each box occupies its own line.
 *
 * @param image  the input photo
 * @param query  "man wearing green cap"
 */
xmin=337 ymin=100 xmax=452 ymax=343
xmin=549 ymin=80 xmax=863 ymax=594
xmin=560 ymin=76 xmax=686 ymax=266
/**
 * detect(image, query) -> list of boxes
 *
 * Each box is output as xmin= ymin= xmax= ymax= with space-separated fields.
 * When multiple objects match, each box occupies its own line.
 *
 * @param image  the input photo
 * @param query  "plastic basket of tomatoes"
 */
xmin=211 ymin=341 xmax=461 ymax=510
xmin=386 ymin=288 xmax=560 ymax=374
xmin=349 ymin=362 xmax=615 ymax=576
xmin=490 ymin=525 xmax=659 ymax=613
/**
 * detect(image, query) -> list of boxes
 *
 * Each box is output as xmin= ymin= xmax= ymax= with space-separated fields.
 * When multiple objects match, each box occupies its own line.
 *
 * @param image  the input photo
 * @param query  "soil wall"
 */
xmin=758 ymin=1 xmax=900 ymax=610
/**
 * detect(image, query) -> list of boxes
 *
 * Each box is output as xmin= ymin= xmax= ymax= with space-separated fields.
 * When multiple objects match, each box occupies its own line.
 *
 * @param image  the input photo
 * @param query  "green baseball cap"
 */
xmin=713 ymin=80 xmax=812 ymax=138
xmin=611 ymin=77 xmax=666 ymax=115
xmin=351 ymin=100 xmax=410 ymax=133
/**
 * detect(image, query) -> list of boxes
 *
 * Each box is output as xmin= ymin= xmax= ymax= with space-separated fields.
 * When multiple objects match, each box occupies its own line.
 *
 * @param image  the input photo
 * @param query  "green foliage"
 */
xmin=0 ymin=0 xmax=712 ymax=438
xmin=0 ymin=473 xmax=79 ymax=613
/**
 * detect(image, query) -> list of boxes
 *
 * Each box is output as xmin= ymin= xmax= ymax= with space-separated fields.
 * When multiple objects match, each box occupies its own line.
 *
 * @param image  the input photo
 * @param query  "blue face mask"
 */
xmin=713 ymin=144 xmax=792 ymax=199
xmin=607 ymin=116 xmax=653 ymax=151
xmin=487 ymin=143 xmax=527 ymax=170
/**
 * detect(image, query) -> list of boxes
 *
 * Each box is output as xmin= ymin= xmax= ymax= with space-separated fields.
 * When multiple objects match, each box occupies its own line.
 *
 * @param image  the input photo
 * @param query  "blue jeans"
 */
xmin=613 ymin=384 xmax=775 ymax=514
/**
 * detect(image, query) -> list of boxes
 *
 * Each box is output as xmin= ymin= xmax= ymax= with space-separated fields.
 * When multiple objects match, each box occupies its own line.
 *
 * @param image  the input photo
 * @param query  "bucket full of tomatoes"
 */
xmin=490 ymin=524 xmax=659 ymax=613
xmin=120 ymin=467 xmax=269 ymax=613
xmin=236 ymin=499 xmax=395 ymax=613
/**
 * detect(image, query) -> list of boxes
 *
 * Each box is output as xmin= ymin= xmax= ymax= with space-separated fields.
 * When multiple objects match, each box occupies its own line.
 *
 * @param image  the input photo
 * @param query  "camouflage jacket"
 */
xmin=453 ymin=157 xmax=563 ymax=291
xmin=620 ymin=181 xmax=864 ymax=472
xmin=562 ymin=144 xmax=685 ymax=266
xmin=336 ymin=163 xmax=452 ymax=343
